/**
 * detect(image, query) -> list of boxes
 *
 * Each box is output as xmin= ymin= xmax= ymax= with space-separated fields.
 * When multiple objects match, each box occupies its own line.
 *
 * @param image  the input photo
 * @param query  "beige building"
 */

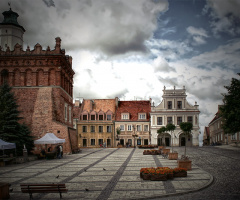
xmin=115 ymin=99 xmax=151 ymax=147
xmin=150 ymin=86 xmax=200 ymax=147
xmin=74 ymin=98 xmax=117 ymax=148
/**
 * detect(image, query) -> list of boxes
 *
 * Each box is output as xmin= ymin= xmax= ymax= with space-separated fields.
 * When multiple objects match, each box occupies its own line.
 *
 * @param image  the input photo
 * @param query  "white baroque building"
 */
xmin=150 ymin=86 xmax=200 ymax=147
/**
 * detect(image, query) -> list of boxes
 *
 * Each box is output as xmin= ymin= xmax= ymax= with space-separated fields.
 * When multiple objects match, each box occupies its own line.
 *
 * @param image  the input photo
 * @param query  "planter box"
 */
xmin=0 ymin=182 xmax=10 ymax=199
xmin=151 ymin=174 xmax=167 ymax=181
xmin=177 ymin=160 xmax=192 ymax=170
xmin=174 ymin=171 xmax=187 ymax=177
xmin=158 ymin=146 xmax=165 ymax=150
xmin=162 ymin=149 xmax=170 ymax=154
xmin=143 ymin=152 xmax=152 ymax=155
xmin=168 ymin=152 xmax=178 ymax=160
xmin=142 ymin=173 xmax=151 ymax=180
xmin=167 ymin=173 xmax=174 ymax=179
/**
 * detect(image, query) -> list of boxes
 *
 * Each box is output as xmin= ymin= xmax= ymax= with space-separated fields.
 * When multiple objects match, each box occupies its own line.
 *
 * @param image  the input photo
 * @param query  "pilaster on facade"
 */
xmin=150 ymin=86 xmax=200 ymax=147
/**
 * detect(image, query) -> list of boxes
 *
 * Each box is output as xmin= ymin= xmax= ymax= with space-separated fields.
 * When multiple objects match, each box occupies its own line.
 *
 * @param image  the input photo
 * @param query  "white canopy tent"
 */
xmin=34 ymin=133 xmax=65 ymax=144
xmin=0 ymin=139 xmax=16 ymax=156
xmin=0 ymin=139 xmax=16 ymax=150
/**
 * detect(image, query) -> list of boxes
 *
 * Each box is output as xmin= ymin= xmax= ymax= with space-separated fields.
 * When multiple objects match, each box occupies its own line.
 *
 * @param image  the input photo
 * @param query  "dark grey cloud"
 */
xmin=42 ymin=0 xmax=55 ymax=7
xmin=0 ymin=0 xmax=168 ymax=57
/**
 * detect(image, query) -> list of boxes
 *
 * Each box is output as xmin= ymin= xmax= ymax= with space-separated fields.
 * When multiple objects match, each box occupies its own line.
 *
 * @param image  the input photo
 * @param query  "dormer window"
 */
xmin=138 ymin=113 xmax=146 ymax=120
xmin=99 ymin=114 xmax=103 ymax=120
xmin=121 ymin=113 xmax=129 ymax=120
xmin=82 ymin=114 xmax=87 ymax=120
xmin=168 ymin=101 xmax=172 ymax=109
xmin=107 ymin=115 xmax=112 ymax=120
xmin=91 ymin=115 xmax=95 ymax=120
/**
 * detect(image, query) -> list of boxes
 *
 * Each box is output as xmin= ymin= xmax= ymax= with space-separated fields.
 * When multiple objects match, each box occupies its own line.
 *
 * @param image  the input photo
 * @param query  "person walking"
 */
xmin=59 ymin=145 xmax=63 ymax=158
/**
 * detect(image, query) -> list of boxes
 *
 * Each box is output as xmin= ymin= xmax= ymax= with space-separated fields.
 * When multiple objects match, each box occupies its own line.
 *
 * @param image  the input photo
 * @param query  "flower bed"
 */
xmin=140 ymin=167 xmax=187 ymax=181
xmin=143 ymin=150 xmax=161 ymax=155
xmin=138 ymin=145 xmax=158 ymax=149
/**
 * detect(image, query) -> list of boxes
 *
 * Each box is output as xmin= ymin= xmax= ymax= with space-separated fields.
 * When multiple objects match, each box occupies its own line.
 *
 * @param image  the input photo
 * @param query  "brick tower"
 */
xmin=0 ymin=8 xmax=77 ymax=153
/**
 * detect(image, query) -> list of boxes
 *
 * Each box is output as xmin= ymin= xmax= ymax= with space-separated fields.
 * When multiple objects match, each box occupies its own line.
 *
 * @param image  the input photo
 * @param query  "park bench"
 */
xmin=20 ymin=183 xmax=68 ymax=199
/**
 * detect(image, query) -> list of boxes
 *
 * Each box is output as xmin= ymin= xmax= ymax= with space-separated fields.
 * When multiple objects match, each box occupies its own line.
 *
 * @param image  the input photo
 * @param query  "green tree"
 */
xmin=157 ymin=126 xmax=166 ymax=146
xmin=220 ymin=74 xmax=240 ymax=139
xmin=179 ymin=122 xmax=193 ymax=157
xmin=166 ymin=123 xmax=176 ymax=152
xmin=0 ymin=82 xmax=34 ymax=155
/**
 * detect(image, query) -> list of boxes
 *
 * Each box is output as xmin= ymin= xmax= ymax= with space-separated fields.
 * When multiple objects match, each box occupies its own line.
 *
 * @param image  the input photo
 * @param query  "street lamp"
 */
xmin=132 ymin=125 xmax=138 ymax=148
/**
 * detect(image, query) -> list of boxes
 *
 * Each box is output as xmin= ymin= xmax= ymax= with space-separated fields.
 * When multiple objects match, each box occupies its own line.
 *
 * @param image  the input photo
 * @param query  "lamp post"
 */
xmin=132 ymin=125 xmax=138 ymax=148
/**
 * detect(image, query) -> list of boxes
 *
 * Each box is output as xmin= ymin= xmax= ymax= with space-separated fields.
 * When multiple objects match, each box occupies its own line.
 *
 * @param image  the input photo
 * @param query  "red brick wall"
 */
xmin=0 ymin=38 xmax=76 ymax=153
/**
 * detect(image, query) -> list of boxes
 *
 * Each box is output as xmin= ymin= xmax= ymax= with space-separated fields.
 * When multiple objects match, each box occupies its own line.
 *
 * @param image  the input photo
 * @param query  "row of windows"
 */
xmin=82 ymin=125 xmax=112 ymax=133
xmin=81 ymin=114 xmax=112 ymax=121
xmin=121 ymin=113 xmax=146 ymax=120
xmin=156 ymin=116 xmax=193 ymax=125
xmin=119 ymin=124 xmax=149 ymax=132
xmin=167 ymin=101 xmax=182 ymax=109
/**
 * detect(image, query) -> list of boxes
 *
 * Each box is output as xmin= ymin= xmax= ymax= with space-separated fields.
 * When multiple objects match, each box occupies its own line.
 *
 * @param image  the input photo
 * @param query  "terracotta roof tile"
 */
xmin=116 ymin=100 xmax=151 ymax=121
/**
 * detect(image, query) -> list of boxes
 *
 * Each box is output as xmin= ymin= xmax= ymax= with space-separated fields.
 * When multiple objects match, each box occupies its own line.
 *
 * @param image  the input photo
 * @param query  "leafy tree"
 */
xmin=166 ymin=123 xmax=176 ymax=152
xmin=0 ymin=82 xmax=34 ymax=155
xmin=180 ymin=122 xmax=193 ymax=157
xmin=220 ymin=74 xmax=240 ymax=137
xmin=157 ymin=126 xmax=166 ymax=146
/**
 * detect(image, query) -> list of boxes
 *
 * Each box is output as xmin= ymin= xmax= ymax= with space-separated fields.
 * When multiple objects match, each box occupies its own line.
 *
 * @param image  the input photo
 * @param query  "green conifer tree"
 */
xmin=0 ymin=82 xmax=34 ymax=155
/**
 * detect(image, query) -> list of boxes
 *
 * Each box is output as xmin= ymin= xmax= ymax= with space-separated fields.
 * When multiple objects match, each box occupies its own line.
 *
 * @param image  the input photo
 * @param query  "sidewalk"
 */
xmin=214 ymin=144 xmax=240 ymax=151
xmin=0 ymin=148 xmax=213 ymax=200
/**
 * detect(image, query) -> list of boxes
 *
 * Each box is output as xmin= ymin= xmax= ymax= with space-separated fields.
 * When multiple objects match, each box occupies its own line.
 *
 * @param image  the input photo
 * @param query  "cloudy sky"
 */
xmin=1 ymin=0 xmax=240 ymax=137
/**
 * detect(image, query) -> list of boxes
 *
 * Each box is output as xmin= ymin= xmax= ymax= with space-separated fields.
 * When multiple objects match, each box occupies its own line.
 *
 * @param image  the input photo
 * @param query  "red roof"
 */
xmin=115 ymin=100 xmax=151 ymax=121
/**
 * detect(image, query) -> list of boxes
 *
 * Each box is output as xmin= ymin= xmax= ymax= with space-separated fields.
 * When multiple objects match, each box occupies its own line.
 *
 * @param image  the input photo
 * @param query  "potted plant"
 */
xmin=166 ymin=123 xmax=178 ymax=160
xmin=178 ymin=122 xmax=193 ymax=170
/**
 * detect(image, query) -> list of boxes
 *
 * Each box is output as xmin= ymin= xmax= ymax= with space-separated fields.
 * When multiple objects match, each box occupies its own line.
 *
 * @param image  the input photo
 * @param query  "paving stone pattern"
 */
xmin=1 ymin=147 xmax=228 ymax=200
xmin=151 ymin=146 xmax=240 ymax=200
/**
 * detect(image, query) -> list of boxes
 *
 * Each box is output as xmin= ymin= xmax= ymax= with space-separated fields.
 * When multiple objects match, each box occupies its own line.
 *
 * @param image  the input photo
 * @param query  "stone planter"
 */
xmin=162 ymin=149 xmax=170 ymax=154
xmin=151 ymin=174 xmax=167 ymax=181
xmin=177 ymin=160 xmax=192 ymax=170
xmin=168 ymin=152 xmax=178 ymax=160
xmin=142 ymin=173 xmax=151 ymax=180
xmin=143 ymin=152 xmax=151 ymax=155
xmin=173 ymin=171 xmax=187 ymax=177
xmin=167 ymin=173 xmax=174 ymax=180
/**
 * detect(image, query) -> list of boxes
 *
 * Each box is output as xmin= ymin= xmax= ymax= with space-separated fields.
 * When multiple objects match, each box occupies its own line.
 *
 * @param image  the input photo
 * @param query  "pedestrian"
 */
xmin=48 ymin=146 xmax=52 ymax=152
xmin=59 ymin=145 xmax=63 ymax=158
xmin=103 ymin=142 xmax=106 ymax=148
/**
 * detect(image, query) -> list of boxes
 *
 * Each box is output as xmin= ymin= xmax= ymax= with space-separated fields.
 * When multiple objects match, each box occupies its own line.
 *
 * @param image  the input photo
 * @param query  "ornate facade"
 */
xmin=150 ymin=86 xmax=200 ymax=147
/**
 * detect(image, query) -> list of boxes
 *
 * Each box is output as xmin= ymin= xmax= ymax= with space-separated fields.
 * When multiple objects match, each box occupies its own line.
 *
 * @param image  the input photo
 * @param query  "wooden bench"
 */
xmin=20 ymin=183 xmax=68 ymax=199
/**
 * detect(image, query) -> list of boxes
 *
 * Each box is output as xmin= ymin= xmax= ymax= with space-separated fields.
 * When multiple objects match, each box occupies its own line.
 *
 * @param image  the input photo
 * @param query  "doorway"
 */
xmin=83 ymin=139 xmax=87 ymax=147
xmin=144 ymin=139 xmax=148 ymax=145
xmin=107 ymin=139 xmax=111 ymax=147
xmin=120 ymin=139 xmax=124 ymax=146
xmin=165 ymin=138 xmax=170 ymax=146
xmin=181 ymin=137 xmax=186 ymax=146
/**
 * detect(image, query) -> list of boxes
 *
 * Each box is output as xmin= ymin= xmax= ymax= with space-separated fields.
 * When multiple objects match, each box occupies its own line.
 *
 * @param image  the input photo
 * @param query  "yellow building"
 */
xmin=75 ymin=98 xmax=117 ymax=148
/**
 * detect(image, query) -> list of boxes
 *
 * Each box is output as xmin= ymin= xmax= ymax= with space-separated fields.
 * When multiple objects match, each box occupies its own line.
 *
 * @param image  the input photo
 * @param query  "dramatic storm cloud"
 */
xmin=1 ymin=0 xmax=239 ymax=141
